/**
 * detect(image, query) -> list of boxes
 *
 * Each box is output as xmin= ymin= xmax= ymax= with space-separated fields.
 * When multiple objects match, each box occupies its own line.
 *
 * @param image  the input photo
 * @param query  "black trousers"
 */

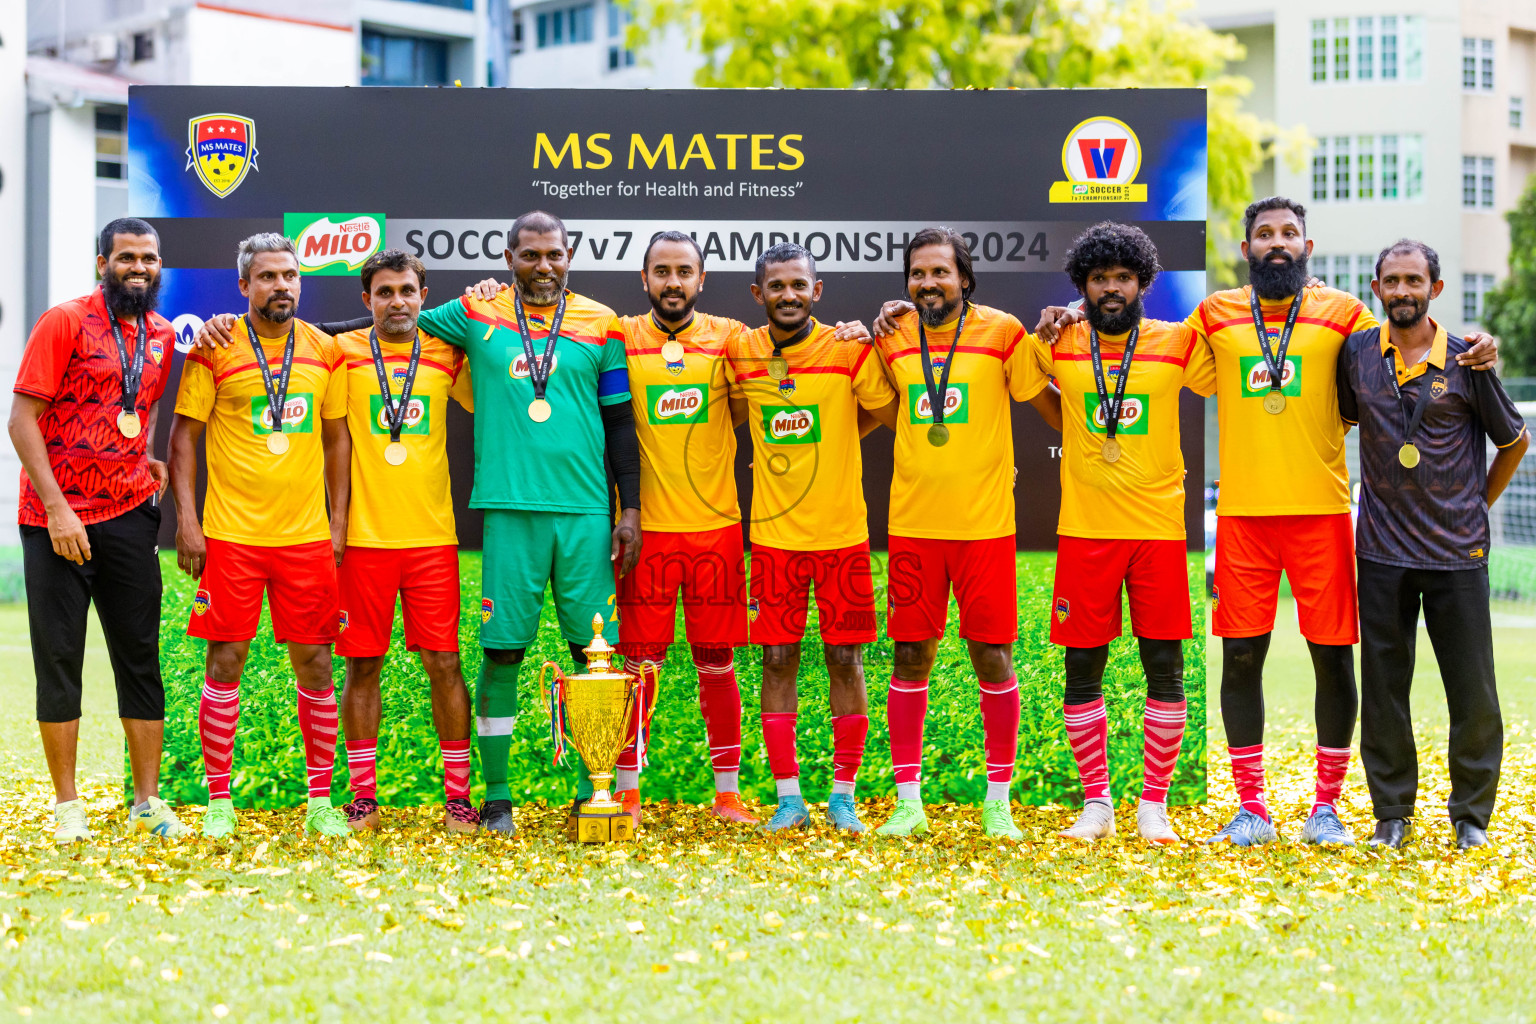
xmin=1358 ymin=558 xmax=1500 ymax=828
xmin=20 ymin=499 xmax=164 ymax=722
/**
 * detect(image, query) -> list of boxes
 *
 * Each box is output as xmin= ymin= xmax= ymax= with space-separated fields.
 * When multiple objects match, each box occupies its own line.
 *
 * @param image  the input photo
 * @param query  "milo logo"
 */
xmin=1084 ymin=393 xmax=1150 ymax=435
xmin=368 ymin=395 xmax=431 ymax=435
xmin=509 ymin=352 xmax=559 ymax=378
xmin=763 ymin=404 xmax=821 ymax=445
xmin=251 ymin=393 xmax=315 ymax=434
xmin=647 ymin=384 xmax=708 ymax=425
xmin=1239 ymin=355 xmax=1302 ymax=397
xmin=906 ymin=383 xmax=970 ymax=425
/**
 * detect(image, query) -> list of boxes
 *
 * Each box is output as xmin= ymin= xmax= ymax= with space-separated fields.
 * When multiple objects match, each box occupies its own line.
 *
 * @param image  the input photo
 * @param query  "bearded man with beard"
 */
xmin=864 ymin=227 xmax=1061 ymax=840
xmin=9 ymin=217 xmax=188 ymax=842
xmin=1032 ymin=223 xmax=1215 ymax=843
xmin=1338 ymin=240 xmax=1527 ymax=851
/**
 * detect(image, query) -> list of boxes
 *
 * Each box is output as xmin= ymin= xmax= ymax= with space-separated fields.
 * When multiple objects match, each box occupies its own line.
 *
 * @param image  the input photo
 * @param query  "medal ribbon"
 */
xmin=1249 ymin=289 xmax=1303 ymax=396
xmin=770 ymin=317 xmax=816 ymax=366
xmin=651 ymin=311 xmax=695 ymax=341
xmin=244 ymin=316 xmax=296 ymax=435
xmin=918 ymin=304 xmax=969 ymax=428
xmin=368 ymin=328 xmax=421 ymax=444
xmin=108 ymin=310 xmax=148 ymax=419
xmin=1088 ymin=324 xmax=1139 ymax=442
xmin=513 ymin=290 xmax=566 ymax=403
xmin=1382 ymin=344 xmax=1438 ymax=450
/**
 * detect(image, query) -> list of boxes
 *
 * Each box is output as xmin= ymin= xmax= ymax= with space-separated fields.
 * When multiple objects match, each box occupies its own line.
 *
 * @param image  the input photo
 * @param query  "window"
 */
xmin=1480 ymin=156 xmax=1494 ymax=208
xmin=1482 ymin=39 xmax=1495 ymax=91
xmin=606 ymin=0 xmax=634 ymax=70
xmin=1513 ymin=96 xmax=1525 ymax=130
xmin=1463 ymin=155 xmax=1479 ymax=206
xmin=1312 ymin=134 xmax=1421 ymax=203
xmin=1465 ymin=156 xmax=1495 ymax=208
xmin=1315 ymin=15 xmax=1419 ymax=84
xmin=1465 ymin=38 xmax=1495 ymax=91
xmin=537 ymin=4 xmax=595 ymax=48
xmin=94 ymin=107 xmax=126 ymax=181
xmin=361 ymin=30 xmax=449 ymax=86
xmin=1355 ymin=254 xmax=1377 ymax=314
xmin=1463 ymin=38 xmax=1478 ymax=89
xmin=1463 ymin=273 xmax=1496 ymax=324
xmin=131 ymin=31 xmax=153 ymax=63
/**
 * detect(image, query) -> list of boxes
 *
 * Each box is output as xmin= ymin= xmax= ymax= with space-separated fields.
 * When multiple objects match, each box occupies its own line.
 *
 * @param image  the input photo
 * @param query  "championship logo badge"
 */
xmin=193 ymin=589 xmax=212 ymax=615
xmin=338 ymin=610 xmax=349 ymax=633
xmin=1054 ymin=597 xmax=1070 ymax=623
xmin=186 ymin=114 xmax=258 ymax=198
xmin=1050 ymin=116 xmax=1146 ymax=204
xmin=481 ymin=597 xmax=495 ymax=624
xmin=777 ymin=376 xmax=796 ymax=397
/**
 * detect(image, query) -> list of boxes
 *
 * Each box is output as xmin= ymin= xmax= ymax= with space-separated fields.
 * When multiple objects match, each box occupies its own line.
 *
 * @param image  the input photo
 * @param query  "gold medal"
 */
xmin=927 ymin=424 xmax=950 ymax=447
xmin=1263 ymin=391 xmax=1286 ymax=415
xmin=117 ymin=411 xmax=142 ymax=438
xmin=1101 ymin=438 xmax=1122 ymax=463
xmin=528 ymin=398 xmax=552 ymax=423
xmin=266 ymin=432 xmax=290 ymax=455
xmin=384 ymin=442 xmax=408 ymax=466
xmin=661 ymin=340 xmax=685 ymax=363
xmin=1398 ymin=443 xmax=1420 ymax=468
xmin=767 ymin=355 xmax=789 ymax=381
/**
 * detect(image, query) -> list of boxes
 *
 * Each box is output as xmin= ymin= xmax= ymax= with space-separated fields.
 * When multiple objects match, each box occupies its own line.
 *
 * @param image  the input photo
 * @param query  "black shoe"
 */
xmin=480 ymin=799 xmax=516 ymax=835
xmin=1367 ymin=817 xmax=1413 ymax=849
xmin=1455 ymin=820 xmax=1487 ymax=850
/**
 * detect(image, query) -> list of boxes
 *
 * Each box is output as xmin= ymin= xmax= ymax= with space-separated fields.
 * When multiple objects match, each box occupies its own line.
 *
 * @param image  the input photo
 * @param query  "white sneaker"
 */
xmin=53 ymin=800 xmax=92 ymax=844
xmin=1137 ymin=801 xmax=1180 ymax=844
xmin=1058 ymin=800 xmax=1116 ymax=841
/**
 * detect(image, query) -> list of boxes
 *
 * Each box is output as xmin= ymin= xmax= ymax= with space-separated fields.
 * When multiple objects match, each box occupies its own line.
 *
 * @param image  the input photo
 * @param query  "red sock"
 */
xmin=760 ymin=712 xmax=799 ymax=779
xmin=1140 ymin=698 xmax=1187 ymax=803
xmin=1229 ymin=743 xmax=1268 ymax=819
xmin=1064 ymin=698 xmax=1110 ymax=802
xmin=887 ymin=675 xmax=928 ymax=795
xmin=831 ymin=714 xmax=869 ymax=795
xmin=979 ymin=674 xmax=1020 ymax=795
xmin=199 ymin=677 xmax=240 ymax=801
xmin=440 ymin=738 xmax=472 ymax=801
xmin=1313 ymin=744 xmax=1351 ymax=813
xmin=296 ymin=685 xmax=339 ymax=800
xmin=615 ymin=656 xmax=663 ymax=774
xmin=346 ymin=737 xmax=378 ymax=801
xmin=693 ymin=646 xmax=742 ymax=775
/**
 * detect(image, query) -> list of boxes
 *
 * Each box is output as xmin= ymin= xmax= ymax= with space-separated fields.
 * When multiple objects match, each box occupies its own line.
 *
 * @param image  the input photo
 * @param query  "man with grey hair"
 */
xmin=168 ymin=232 xmax=354 ymax=838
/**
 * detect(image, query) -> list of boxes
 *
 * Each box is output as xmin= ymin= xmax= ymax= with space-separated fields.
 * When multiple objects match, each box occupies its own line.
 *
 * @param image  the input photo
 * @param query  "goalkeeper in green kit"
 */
xmin=417 ymin=211 xmax=642 ymax=835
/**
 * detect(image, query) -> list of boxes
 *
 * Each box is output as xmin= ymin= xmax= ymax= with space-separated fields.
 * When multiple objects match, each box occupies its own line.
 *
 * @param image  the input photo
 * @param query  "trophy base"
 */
xmin=565 ymin=806 xmax=635 ymax=843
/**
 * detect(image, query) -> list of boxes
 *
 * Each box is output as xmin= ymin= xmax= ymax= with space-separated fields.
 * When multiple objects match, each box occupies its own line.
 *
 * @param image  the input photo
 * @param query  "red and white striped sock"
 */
xmin=346 ymin=737 xmax=378 ymax=802
xmin=693 ymin=646 xmax=742 ymax=794
xmin=760 ymin=711 xmax=800 ymax=797
xmin=1064 ymin=698 xmax=1111 ymax=803
xmin=979 ymin=674 xmax=1020 ymax=802
xmin=887 ymin=674 xmax=929 ymax=801
xmin=1313 ymin=744 xmax=1351 ymax=814
xmin=830 ymin=714 xmax=869 ymax=796
xmin=440 ymin=738 xmax=472 ymax=802
xmin=295 ymin=684 xmax=339 ymax=800
xmin=1229 ymin=743 xmax=1269 ymax=820
xmin=614 ymin=657 xmax=663 ymax=792
xmin=198 ymin=677 xmax=240 ymax=801
xmin=1139 ymin=698 xmax=1187 ymax=804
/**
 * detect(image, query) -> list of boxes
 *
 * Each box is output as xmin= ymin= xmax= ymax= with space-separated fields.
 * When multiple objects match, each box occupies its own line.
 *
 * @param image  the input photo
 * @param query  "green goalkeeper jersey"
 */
xmin=418 ymin=289 xmax=630 ymax=514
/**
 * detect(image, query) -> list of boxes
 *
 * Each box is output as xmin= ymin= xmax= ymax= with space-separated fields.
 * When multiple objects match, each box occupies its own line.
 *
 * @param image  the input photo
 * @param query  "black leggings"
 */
xmin=1063 ymin=638 xmax=1185 ymax=705
xmin=1219 ymin=633 xmax=1356 ymax=748
xmin=484 ymin=641 xmax=588 ymax=668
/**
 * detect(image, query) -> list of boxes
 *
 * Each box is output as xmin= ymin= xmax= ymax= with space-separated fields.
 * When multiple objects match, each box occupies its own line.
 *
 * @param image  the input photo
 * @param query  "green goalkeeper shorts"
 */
xmin=479 ymin=509 xmax=617 ymax=650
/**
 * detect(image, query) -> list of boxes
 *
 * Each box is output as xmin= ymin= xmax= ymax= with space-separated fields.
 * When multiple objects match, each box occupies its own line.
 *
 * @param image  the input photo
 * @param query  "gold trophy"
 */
xmin=540 ymin=614 xmax=653 ymax=843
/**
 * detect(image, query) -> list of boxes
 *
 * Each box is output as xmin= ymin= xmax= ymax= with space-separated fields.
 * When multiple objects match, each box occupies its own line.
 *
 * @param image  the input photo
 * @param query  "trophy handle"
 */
xmin=539 ymin=660 xmax=564 ymax=712
xmin=539 ymin=661 xmax=570 ymax=765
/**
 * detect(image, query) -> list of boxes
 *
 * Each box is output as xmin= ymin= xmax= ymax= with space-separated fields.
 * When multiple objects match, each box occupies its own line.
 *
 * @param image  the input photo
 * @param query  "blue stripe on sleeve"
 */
xmin=597 ymin=367 xmax=629 ymax=396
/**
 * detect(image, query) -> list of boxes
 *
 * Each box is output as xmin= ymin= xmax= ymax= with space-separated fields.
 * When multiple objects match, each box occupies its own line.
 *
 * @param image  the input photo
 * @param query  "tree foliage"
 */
xmin=1482 ymin=174 xmax=1536 ymax=375
xmin=638 ymin=0 xmax=1305 ymax=281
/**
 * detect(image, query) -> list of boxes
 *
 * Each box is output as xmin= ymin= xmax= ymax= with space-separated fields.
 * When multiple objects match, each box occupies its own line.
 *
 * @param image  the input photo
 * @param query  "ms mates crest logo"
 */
xmin=187 ymin=114 xmax=258 ymax=197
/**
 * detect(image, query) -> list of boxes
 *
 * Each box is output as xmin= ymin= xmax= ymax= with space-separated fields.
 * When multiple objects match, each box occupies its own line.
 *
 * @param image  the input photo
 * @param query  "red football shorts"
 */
xmin=886 ymin=534 xmax=1018 ymax=644
xmin=615 ymin=525 xmax=747 ymax=652
xmin=749 ymin=542 xmax=878 ymax=646
xmin=1213 ymin=512 xmax=1357 ymax=645
xmin=188 ymin=538 xmax=339 ymax=645
xmin=1050 ymin=536 xmax=1192 ymax=648
xmin=336 ymin=544 xmax=461 ymax=657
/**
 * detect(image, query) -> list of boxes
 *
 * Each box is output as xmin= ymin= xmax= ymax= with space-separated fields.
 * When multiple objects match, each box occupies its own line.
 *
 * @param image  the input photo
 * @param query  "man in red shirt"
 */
xmin=8 ymin=218 xmax=189 ymax=843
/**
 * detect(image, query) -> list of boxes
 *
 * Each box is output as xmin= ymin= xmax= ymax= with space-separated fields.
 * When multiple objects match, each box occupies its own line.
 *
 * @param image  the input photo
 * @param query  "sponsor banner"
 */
xmin=906 ymin=383 xmax=969 ymax=424
xmin=285 ymin=213 xmax=386 ymax=275
xmin=762 ymin=405 xmax=821 ymax=445
xmin=250 ymin=393 xmax=315 ymax=435
xmin=1085 ymin=393 xmax=1150 ymax=435
xmin=368 ymin=394 xmax=430 ymax=435
xmin=647 ymin=383 xmax=709 ymax=425
xmin=1239 ymin=355 xmax=1302 ymax=397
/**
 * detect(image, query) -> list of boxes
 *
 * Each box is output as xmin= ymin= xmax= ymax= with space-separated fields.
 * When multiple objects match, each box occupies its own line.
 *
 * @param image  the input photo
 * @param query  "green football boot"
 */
xmin=875 ymin=798 xmax=929 ymax=836
xmin=201 ymin=798 xmax=237 ymax=839
xmin=981 ymin=799 xmax=1024 ymax=840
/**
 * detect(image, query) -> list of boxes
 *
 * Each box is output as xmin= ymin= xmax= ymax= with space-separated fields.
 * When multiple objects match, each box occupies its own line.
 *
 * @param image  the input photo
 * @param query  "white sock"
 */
xmin=831 ymin=780 xmax=855 ymax=796
xmin=615 ymin=769 xmax=640 ymax=791
xmin=714 ymin=771 xmax=739 ymax=794
xmin=1139 ymin=798 xmax=1166 ymax=811
xmin=132 ymin=800 xmax=151 ymax=814
xmin=1087 ymin=797 xmax=1113 ymax=809
xmin=986 ymin=781 xmax=1010 ymax=802
xmin=775 ymin=777 xmax=801 ymax=798
xmin=896 ymin=782 xmax=921 ymax=801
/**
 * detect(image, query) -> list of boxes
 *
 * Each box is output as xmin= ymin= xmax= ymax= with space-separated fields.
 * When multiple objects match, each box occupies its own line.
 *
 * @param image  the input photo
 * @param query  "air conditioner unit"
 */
xmin=84 ymin=34 xmax=121 ymax=63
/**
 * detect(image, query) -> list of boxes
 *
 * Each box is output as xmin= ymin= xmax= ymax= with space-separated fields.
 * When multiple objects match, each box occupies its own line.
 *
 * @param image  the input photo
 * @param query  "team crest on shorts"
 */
xmin=481 ymin=597 xmax=495 ymax=624
xmin=777 ymin=377 xmax=796 ymax=397
xmin=193 ymin=589 xmax=212 ymax=615
xmin=1211 ymin=586 xmax=1220 ymax=606
xmin=748 ymin=598 xmax=760 ymax=622
xmin=338 ymin=609 xmax=349 ymax=632
xmin=1054 ymin=597 xmax=1070 ymax=623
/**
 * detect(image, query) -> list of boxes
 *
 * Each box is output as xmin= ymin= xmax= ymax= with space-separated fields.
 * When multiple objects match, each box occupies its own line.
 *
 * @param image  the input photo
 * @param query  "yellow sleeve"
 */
xmin=173 ymin=351 xmax=217 ymax=422
xmin=1181 ymin=326 xmax=1217 ymax=398
xmin=1003 ymin=322 xmax=1049 ymax=402
xmin=320 ymin=337 xmax=348 ymax=419
xmin=450 ymin=352 xmax=474 ymax=412
xmin=851 ymin=343 xmax=897 ymax=410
